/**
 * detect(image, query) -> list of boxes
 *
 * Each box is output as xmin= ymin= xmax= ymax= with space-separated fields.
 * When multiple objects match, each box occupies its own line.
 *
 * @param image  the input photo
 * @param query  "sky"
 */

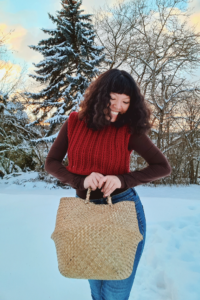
xmin=0 ymin=0 xmax=117 ymax=72
xmin=0 ymin=173 xmax=200 ymax=300
xmin=0 ymin=0 xmax=200 ymax=89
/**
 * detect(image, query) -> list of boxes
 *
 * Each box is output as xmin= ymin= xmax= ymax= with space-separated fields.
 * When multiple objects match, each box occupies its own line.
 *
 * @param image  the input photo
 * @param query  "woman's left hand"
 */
xmin=98 ymin=175 xmax=122 ymax=197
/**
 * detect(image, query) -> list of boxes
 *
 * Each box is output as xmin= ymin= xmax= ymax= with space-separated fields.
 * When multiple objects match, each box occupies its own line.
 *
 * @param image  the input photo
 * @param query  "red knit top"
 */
xmin=45 ymin=111 xmax=172 ymax=199
xmin=66 ymin=112 xmax=133 ymax=176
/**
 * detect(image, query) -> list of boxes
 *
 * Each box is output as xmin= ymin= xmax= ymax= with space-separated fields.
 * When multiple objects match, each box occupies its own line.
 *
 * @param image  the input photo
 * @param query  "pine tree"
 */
xmin=25 ymin=0 xmax=105 ymax=141
xmin=0 ymin=92 xmax=42 ymax=175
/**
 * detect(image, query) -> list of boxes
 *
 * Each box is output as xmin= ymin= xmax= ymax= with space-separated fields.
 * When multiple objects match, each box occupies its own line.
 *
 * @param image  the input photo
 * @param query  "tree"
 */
xmin=93 ymin=0 xmax=200 ymax=184
xmin=127 ymin=0 xmax=200 ymax=146
xmin=0 ymin=30 xmax=27 ymax=97
xmin=0 ymin=91 xmax=45 ymax=176
xmin=168 ymin=90 xmax=200 ymax=184
xmin=92 ymin=0 xmax=139 ymax=71
xmin=0 ymin=31 xmax=43 ymax=176
xmin=25 ymin=0 xmax=106 ymax=142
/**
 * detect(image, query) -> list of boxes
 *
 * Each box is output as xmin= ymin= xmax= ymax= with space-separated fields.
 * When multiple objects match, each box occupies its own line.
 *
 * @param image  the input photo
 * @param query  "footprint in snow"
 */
xmin=165 ymin=235 xmax=181 ymax=252
xmin=160 ymin=221 xmax=173 ymax=230
xmin=179 ymin=252 xmax=195 ymax=262
xmin=178 ymin=221 xmax=188 ymax=229
xmin=188 ymin=206 xmax=196 ymax=210
xmin=188 ymin=263 xmax=200 ymax=273
xmin=155 ymin=270 xmax=166 ymax=290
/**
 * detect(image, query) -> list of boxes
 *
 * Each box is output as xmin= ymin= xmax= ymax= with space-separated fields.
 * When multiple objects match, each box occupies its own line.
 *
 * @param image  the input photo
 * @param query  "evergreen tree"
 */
xmin=25 ymin=0 xmax=105 ymax=141
xmin=0 ymin=92 xmax=42 ymax=175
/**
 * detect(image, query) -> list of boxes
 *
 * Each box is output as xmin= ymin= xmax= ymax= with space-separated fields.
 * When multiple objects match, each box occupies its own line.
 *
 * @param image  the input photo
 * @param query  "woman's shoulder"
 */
xmin=129 ymin=131 xmax=154 ymax=151
xmin=68 ymin=111 xmax=78 ymax=119
xmin=130 ymin=131 xmax=148 ymax=139
xmin=67 ymin=111 xmax=80 ymax=126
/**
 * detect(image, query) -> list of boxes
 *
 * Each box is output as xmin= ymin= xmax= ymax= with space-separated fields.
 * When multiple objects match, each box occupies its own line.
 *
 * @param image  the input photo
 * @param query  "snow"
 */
xmin=0 ymin=172 xmax=200 ymax=300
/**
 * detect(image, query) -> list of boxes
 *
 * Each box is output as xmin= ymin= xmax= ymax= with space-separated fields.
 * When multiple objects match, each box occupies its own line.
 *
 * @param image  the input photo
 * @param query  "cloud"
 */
xmin=0 ymin=0 xmax=59 ymax=66
xmin=0 ymin=23 xmax=27 ymax=50
xmin=0 ymin=22 xmax=46 ymax=66
xmin=189 ymin=12 xmax=200 ymax=31
xmin=0 ymin=60 xmax=22 ymax=80
xmin=0 ymin=3 xmax=38 ymax=28
xmin=0 ymin=0 xmax=119 ymax=67
xmin=189 ymin=0 xmax=200 ymax=11
xmin=0 ymin=60 xmax=23 ymax=95
xmin=1 ymin=0 xmax=198 ymax=71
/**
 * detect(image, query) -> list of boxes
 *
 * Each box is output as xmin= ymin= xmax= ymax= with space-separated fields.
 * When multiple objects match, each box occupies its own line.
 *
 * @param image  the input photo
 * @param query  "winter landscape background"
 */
xmin=1 ymin=0 xmax=200 ymax=299
xmin=1 ymin=0 xmax=200 ymax=185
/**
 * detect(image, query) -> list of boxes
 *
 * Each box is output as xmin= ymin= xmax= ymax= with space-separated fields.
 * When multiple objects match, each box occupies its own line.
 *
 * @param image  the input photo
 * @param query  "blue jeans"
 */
xmin=75 ymin=187 xmax=146 ymax=300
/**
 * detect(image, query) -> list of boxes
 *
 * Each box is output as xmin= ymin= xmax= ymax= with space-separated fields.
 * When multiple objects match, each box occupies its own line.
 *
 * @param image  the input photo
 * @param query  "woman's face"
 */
xmin=105 ymin=92 xmax=130 ymax=122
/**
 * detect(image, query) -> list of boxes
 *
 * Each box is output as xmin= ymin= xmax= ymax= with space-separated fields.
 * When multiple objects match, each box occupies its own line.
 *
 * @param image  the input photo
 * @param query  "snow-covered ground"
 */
xmin=0 ymin=171 xmax=200 ymax=300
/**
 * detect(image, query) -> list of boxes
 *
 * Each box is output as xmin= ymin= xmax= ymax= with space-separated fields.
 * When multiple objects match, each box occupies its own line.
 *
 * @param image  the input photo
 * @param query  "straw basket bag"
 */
xmin=51 ymin=187 xmax=143 ymax=280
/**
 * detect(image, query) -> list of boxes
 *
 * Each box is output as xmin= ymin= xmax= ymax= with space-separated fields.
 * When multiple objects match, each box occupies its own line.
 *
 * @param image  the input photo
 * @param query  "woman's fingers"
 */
xmin=97 ymin=173 xmax=105 ymax=178
xmin=98 ymin=177 xmax=107 ymax=189
xmin=88 ymin=174 xmax=119 ymax=196
xmin=101 ymin=176 xmax=121 ymax=196
xmin=102 ymin=180 xmax=112 ymax=193
xmin=96 ymin=174 xmax=104 ymax=187
xmin=104 ymin=184 xmax=115 ymax=197
xmin=103 ymin=182 xmax=114 ymax=196
xmin=89 ymin=173 xmax=119 ymax=193
xmin=91 ymin=177 xmax=99 ymax=190
xmin=90 ymin=173 xmax=105 ymax=190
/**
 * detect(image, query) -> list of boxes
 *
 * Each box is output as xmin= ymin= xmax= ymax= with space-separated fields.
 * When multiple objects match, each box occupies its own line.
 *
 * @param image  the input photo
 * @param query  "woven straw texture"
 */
xmin=51 ymin=192 xmax=143 ymax=280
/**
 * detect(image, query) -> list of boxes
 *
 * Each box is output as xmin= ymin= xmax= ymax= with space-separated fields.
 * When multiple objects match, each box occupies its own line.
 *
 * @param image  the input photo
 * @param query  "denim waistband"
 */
xmin=76 ymin=187 xmax=139 ymax=204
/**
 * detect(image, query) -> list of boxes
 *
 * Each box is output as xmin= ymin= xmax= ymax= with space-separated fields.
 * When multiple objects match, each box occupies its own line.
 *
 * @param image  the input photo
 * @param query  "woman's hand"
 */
xmin=98 ymin=175 xmax=122 ymax=197
xmin=83 ymin=172 xmax=105 ymax=190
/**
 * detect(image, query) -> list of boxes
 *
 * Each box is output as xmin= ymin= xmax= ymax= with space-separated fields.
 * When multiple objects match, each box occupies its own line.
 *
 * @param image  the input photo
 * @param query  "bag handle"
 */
xmin=85 ymin=187 xmax=113 ymax=207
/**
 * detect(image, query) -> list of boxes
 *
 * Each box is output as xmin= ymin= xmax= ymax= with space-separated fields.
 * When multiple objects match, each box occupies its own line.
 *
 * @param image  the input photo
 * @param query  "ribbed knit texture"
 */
xmin=66 ymin=111 xmax=133 ymax=175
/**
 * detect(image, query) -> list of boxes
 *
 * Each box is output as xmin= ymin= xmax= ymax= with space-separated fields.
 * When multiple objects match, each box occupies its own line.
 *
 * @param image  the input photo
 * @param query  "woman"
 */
xmin=45 ymin=69 xmax=171 ymax=300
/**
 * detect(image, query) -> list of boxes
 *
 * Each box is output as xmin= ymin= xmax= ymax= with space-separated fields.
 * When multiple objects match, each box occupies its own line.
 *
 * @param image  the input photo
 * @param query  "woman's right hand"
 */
xmin=83 ymin=172 xmax=105 ymax=190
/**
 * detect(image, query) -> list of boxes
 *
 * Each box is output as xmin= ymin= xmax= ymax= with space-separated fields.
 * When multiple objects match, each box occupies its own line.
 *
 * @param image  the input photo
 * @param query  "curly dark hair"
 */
xmin=77 ymin=69 xmax=152 ymax=135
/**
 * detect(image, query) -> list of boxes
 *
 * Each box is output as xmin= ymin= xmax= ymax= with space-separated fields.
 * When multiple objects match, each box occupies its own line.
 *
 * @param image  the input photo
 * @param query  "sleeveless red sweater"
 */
xmin=66 ymin=111 xmax=133 ymax=175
